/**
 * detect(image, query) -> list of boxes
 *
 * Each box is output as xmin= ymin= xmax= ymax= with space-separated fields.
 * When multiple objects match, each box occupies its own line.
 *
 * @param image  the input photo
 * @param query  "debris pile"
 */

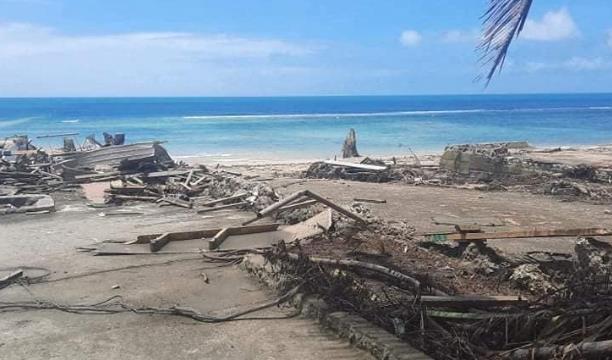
xmin=261 ymin=215 xmax=612 ymax=359
xmin=304 ymin=159 xmax=420 ymax=183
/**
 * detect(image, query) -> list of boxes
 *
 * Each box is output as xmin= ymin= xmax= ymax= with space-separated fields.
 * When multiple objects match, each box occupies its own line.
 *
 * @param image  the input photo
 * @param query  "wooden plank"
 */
xmin=278 ymin=199 xmax=318 ymax=212
xmin=208 ymin=228 xmax=229 ymax=250
xmin=149 ymin=233 xmax=170 ymax=252
xmin=184 ymin=169 xmax=194 ymax=187
xmin=142 ymin=169 xmax=192 ymax=178
xmin=323 ymin=160 xmax=386 ymax=171
xmin=134 ymin=223 xmax=281 ymax=244
xmin=200 ymin=193 xmax=248 ymax=207
xmin=426 ymin=227 xmax=612 ymax=242
xmin=196 ymin=201 xmax=247 ymax=213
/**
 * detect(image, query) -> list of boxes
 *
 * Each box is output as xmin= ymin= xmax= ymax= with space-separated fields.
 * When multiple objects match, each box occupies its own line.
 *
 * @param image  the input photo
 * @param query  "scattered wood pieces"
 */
xmin=243 ymin=190 xmax=366 ymax=226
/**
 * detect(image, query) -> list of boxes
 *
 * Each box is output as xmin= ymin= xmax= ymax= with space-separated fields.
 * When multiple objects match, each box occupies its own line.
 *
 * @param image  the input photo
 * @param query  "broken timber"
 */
xmin=199 ymin=193 xmax=249 ymax=207
xmin=149 ymin=233 xmax=170 ymax=252
xmin=197 ymin=201 xmax=248 ymax=214
xmin=425 ymin=227 xmax=612 ymax=242
xmin=242 ymin=190 xmax=366 ymax=226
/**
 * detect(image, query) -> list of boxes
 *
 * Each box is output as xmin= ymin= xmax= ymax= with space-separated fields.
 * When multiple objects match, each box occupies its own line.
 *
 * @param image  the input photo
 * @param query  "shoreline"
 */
xmin=172 ymin=141 xmax=612 ymax=167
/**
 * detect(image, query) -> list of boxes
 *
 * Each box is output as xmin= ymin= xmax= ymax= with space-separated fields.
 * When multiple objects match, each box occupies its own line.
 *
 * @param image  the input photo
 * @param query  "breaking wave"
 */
xmin=182 ymin=106 xmax=612 ymax=121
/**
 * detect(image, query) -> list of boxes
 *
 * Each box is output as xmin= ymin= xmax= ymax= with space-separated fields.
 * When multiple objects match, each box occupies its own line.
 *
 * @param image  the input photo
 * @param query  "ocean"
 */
xmin=0 ymin=94 xmax=611 ymax=162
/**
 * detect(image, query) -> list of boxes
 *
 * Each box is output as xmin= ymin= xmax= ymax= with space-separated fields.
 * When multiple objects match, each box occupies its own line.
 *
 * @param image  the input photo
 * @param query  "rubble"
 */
xmin=304 ymin=159 xmax=419 ymax=183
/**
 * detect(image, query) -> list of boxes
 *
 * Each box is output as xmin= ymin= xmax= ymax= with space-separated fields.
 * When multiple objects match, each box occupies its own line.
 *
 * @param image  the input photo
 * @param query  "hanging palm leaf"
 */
xmin=478 ymin=0 xmax=533 ymax=85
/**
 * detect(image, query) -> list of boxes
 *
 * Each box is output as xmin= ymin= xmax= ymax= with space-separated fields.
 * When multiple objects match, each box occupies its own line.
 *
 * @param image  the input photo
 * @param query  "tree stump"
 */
xmin=342 ymin=128 xmax=359 ymax=158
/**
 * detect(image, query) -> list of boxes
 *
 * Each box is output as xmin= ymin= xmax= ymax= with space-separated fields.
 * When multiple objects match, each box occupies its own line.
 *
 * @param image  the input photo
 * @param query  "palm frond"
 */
xmin=478 ymin=0 xmax=533 ymax=85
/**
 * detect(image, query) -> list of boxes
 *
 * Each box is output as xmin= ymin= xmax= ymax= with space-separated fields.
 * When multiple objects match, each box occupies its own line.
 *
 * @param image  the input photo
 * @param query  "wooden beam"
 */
xmin=243 ymin=190 xmax=367 ymax=226
xmin=303 ymin=190 xmax=367 ymax=225
xmin=242 ymin=190 xmax=308 ymax=225
xmin=208 ymin=228 xmax=229 ymax=250
xmin=425 ymin=227 xmax=612 ymax=242
xmin=134 ymin=223 xmax=281 ymax=244
xmin=199 ymin=193 xmax=249 ymax=207
xmin=149 ymin=233 xmax=170 ymax=252
xmin=278 ymin=199 xmax=318 ymax=212
xmin=183 ymin=169 xmax=194 ymax=187
xmin=196 ymin=201 xmax=247 ymax=214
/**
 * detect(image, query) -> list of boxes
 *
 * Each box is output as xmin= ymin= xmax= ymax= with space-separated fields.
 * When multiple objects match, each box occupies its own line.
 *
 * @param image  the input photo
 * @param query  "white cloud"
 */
xmin=399 ymin=30 xmax=422 ymax=47
xmin=0 ymin=23 xmax=311 ymax=59
xmin=441 ymin=29 xmax=479 ymax=43
xmin=524 ymin=57 xmax=611 ymax=73
xmin=0 ymin=22 xmax=317 ymax=96
xmin=607 ymin=30 xmax=612 ymax=48
xmin=521 ymin=8 xmax=579 ymax=41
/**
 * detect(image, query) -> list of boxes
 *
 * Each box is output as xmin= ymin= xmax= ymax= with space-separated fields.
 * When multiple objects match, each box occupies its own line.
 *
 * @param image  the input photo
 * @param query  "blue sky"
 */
xmin=0 ymin=0 xmax=611 ymax=96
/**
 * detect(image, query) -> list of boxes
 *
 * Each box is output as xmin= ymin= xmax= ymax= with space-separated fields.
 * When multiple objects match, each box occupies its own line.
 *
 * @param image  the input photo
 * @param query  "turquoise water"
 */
xmin=0 ymin=94 xmax=611 ymax=160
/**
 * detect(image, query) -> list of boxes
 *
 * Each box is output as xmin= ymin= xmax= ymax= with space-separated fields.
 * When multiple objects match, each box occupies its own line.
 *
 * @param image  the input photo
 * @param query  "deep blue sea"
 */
xmin=1 ymin=94 xmax=611 ymax=161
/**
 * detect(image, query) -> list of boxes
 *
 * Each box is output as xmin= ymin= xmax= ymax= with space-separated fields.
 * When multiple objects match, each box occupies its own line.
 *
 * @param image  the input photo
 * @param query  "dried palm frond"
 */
xmin=478 ymin=0 xmax=533 ymax=85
